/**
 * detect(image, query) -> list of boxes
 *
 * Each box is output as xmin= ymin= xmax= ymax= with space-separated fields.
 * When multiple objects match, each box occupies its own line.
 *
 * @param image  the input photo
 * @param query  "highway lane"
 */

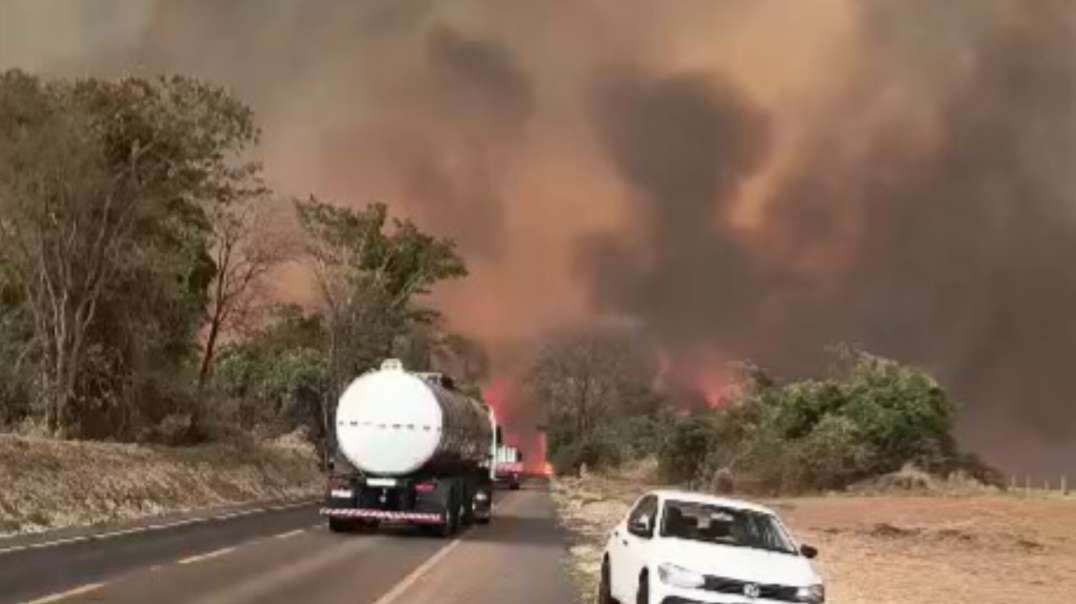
xmin=0 ymin=502 xmax=323 ymax=603
xmin=2 ymin=480 xmax=578 ymax=604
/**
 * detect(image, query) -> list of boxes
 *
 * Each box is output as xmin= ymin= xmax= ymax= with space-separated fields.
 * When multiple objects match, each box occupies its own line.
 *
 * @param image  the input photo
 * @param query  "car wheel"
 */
xmin=598 ymin=558 xmax=618 ymax=604
xmin=635 ymin=572 xmax=649 ymax=604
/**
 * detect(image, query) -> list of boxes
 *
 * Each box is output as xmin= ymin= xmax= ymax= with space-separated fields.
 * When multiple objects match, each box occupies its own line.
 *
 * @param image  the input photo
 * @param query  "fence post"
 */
xmin=1010 ymin=474 xmax=1017 ymax=492
xmin=1025 ymin=474 xmax=1031 ymax=497
xmin=1063 ymin=475 xmax=1068 ymax=496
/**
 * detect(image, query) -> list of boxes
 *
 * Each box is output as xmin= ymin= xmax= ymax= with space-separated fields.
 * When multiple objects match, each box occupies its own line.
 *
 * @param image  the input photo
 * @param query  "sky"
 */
xmin=2 ymin=0 xmax=1074 ymax=476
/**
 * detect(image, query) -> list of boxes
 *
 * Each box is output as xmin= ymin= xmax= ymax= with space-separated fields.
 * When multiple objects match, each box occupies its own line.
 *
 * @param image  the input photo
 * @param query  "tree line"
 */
xmin=0 ymin=70 xmax=478 ymax=444
xmin=528 ymin=330 xmax=1001 ymax=494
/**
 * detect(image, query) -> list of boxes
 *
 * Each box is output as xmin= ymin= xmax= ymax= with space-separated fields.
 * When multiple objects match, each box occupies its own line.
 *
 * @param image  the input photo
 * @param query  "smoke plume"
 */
xmin=2 ymin=0 xmax=1074 ymax=474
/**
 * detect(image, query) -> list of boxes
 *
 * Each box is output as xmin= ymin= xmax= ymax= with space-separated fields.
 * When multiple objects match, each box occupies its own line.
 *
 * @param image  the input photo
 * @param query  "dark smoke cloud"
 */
xmin=3 ymin=0 xmax=1075 ymax=473
xmin=427 ymin=26 xmax=534 ymax=127
xmin=580 ymin=71 xmax=770 ymax=351
xmin=391 ymin=25 xmax=536 ymax=256
xmin=760 ymin=1 xmax=1076 ymax=450
xmin=577 ymin=2 xmax=1076 ymax=470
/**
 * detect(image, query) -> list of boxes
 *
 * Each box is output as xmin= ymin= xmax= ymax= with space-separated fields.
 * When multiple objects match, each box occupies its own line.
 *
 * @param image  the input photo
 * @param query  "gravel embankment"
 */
xmin=0 ymin=431 xmax=322 ymax=537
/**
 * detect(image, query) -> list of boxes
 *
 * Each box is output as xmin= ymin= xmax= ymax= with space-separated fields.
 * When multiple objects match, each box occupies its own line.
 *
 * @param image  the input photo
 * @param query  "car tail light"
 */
xmin=415 ymin=482 xmax=436 ymax=493
xmin=328 ymin=474 xmax=350 ymax=490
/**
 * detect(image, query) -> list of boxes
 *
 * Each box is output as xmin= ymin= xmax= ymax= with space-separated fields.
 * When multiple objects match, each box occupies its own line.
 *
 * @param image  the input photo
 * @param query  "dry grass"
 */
xmin=0 ymin=430 xmax=322 ymax=537
xmin=551 ymin=466 xmax=1076 ymax=604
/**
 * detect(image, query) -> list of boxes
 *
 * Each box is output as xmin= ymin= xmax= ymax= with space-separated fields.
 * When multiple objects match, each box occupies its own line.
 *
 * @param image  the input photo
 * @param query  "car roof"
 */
xmin=646 ymin=489 xmax=778 ymax=516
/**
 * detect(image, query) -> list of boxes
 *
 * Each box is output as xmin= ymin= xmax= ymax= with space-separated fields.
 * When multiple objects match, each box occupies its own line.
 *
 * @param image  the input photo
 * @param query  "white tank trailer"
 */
xmin=320 ymin=359 xmax=500 ymax=536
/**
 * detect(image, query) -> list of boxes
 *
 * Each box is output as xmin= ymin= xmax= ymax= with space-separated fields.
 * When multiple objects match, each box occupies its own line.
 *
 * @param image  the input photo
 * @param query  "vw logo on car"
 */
xmin=743 ymin=582 xmax=761 ymax=599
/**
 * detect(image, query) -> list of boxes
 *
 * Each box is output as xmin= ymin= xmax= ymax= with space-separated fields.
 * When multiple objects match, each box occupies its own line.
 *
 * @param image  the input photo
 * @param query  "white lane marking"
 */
xmin=369 ymin=538 xmax=464 ymax=604
xmin=0 ymin=536 xmax=89 ymax=555
xmin=21 ymin=582 xmax=106 ymax=603
xmin=268 ymin=501 xmax=318 ymax=512
xmin=0 ymin=499 xmax=319 ymax=556
xmin=177 ymin=546 xmax=237 ymax=565
xmin=273 ymin=529 xmax=305 ymax=540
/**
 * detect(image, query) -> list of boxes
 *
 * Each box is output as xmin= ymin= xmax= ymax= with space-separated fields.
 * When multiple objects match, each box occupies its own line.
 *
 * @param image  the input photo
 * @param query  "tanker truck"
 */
xmin=320 ymin=359 xmax=498 ymax=537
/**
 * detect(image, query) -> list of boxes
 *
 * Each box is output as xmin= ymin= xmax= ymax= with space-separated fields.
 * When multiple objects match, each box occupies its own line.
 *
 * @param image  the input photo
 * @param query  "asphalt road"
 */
xmin=0 ymin=480 xmax=577 ymax=604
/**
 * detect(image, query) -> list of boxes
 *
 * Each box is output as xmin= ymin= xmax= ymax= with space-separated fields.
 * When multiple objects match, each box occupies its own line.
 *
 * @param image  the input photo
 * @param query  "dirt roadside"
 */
xmin=0 ymin=431 xmax=321 ymax=537
xmin=551 ymin=469 xmax=1076 ymax=604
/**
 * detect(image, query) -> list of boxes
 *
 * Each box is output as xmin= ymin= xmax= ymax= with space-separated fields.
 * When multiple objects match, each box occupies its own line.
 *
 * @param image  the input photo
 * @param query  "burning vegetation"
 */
xmin=525 ymin=328 xmax=996 ymax=495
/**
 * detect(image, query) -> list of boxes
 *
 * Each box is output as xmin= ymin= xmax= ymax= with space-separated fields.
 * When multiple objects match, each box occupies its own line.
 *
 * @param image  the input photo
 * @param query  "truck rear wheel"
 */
xmin=431 ymin=505 xmax=457 ymax=537
xmin=433 ymin=483 xmax=461 ymax=538
xmin=329 ymin=517 xmax=353 ymax=533
xmin=475 ymin=487 xmax=491 ymax=525
xmin=356 ymin=519 xmax=380 ymax=533
xmin=461 ymin=489 xmax=475 ymax=527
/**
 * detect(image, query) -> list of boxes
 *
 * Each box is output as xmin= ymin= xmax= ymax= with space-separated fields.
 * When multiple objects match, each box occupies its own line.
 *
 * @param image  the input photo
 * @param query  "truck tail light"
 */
xmin=415 ymin=482 xmax=436 ymax=493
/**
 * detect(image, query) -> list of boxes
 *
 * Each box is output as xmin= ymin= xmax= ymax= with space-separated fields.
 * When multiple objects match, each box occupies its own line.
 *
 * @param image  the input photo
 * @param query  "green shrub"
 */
xmin=659 ymin=413 xmax=718 ymax=483
xmin=839 ymin=351 xmax=956 ymax=475
xmin=796 ymin=414 xmax=875 ymax=490
xmin=550 ymin=430 xmax=624 ymax=476
xmin=693 ymin=347 xmax=967 ymax=494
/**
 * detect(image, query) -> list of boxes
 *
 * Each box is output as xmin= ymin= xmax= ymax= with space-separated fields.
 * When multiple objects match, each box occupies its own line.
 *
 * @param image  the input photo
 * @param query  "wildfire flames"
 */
xmin=483 ymin=377 xmax=548 ymax=475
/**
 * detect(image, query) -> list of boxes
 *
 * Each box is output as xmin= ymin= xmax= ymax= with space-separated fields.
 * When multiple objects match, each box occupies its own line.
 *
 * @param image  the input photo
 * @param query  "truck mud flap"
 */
xmin=320 ymin=507 xmax=443 ymax=524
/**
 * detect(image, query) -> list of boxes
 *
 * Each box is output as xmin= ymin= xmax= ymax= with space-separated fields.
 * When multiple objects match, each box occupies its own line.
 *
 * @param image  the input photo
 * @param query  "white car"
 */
xmin=600 ymin=490 xmax=825 ymax=604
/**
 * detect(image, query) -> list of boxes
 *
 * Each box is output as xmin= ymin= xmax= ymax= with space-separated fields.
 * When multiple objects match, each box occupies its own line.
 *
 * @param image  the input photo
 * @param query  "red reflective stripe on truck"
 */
xmin=319 ymin=507 xmax=443 ymax=524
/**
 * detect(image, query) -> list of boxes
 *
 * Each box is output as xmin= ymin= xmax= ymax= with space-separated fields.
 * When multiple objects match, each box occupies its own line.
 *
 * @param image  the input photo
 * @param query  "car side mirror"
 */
xmin=800 ymin=544 xmax=818 ymax=559
xmin=628 ymin=514 xmax=653 ymax=538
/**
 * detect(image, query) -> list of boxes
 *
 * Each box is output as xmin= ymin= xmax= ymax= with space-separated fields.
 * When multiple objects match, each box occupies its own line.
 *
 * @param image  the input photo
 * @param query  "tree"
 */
xmin=525 ymin=327 xmax=659 ymax=472
xmin=693 ymin=346 xmax=963 ymax=493
xmin=215 ymin=305 xmax=329 ymax=423
xmin=659 ymin=412 xmax=718 ymax=482
xmin=198 ymin=193 xmax=292 ymax=391
xmin=836 ymin=348 xmax=957 ymax=473
xmin=294 ymin=197 xmax=467 ymax=396
xmin=435 ymin=332 xmax=490 ymax=385
xmin=0 ymin=70 xmax=260 ymax=435
xmin=0 ymin=257 xmax=33 ymax=425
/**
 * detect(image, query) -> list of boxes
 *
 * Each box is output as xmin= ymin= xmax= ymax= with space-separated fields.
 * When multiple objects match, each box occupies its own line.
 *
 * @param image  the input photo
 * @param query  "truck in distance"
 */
xmin=494 ymin=444 xmax=523 ymax=490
